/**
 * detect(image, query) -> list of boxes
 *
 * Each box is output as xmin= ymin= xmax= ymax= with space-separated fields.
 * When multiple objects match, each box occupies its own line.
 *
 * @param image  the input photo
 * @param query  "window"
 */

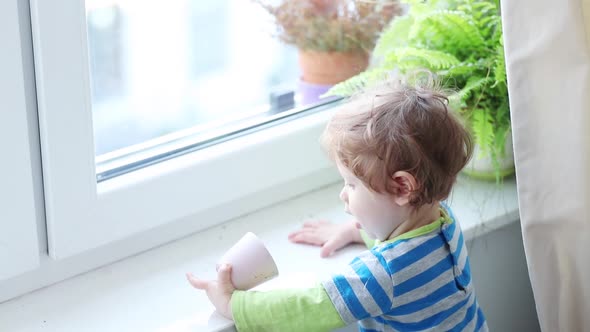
xmin=30 ymin=0 xmax=339 ymax=259
xmin=85 ymin=0 xmax=341 ymax=181
xmin=87 ymin=1 xmax=301 ymax=157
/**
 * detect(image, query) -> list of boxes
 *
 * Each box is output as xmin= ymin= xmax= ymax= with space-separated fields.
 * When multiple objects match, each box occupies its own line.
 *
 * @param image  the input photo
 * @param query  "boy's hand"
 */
xmin=186 ymin=264 xmax=235 ymax=319
xmin=288 ymin=220 xmax=362 ymax=258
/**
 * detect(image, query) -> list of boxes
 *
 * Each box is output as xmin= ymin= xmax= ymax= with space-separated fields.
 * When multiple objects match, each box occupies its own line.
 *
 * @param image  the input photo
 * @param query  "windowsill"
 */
xmin=0 ymin=175 xmax=518 ymax=332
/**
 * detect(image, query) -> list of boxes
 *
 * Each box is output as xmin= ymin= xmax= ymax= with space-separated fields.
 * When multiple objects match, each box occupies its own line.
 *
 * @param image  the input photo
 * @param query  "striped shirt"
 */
xmin=322 ymin=205 xmax=488 ymax=332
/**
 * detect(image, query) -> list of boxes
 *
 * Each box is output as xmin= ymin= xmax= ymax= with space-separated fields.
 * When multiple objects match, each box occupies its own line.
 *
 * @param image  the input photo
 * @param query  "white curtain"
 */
xmin=500 ymin=0 xmax=590 ymax=330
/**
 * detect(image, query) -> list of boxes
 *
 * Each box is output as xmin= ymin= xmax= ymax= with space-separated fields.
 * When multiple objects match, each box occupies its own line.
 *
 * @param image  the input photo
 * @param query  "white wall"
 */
xmin=0 ymin=0 xmax=45 ymax=281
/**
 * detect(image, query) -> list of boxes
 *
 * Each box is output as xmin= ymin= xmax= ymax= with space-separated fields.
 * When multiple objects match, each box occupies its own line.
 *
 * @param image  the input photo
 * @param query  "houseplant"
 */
xmin=327 ymin=0 xmax=513 ymax=181
xmin=254 ymin=0 xmax=401 ymax=103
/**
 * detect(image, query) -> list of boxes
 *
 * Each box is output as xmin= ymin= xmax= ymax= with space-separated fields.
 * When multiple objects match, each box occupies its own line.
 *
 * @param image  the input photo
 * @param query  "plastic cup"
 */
xmin=218 ymin=232 xmax=279 ymax=290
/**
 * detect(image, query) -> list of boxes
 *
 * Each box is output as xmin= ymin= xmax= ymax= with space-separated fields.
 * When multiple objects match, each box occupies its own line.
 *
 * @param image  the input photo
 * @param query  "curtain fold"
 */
xmin=500 ymin=0 xmax=590 ymax=330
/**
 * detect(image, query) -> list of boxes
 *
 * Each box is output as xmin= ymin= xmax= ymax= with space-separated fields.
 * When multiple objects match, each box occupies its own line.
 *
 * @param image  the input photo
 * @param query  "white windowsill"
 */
xmin=0 ymin=175 xmax=518 ymax=332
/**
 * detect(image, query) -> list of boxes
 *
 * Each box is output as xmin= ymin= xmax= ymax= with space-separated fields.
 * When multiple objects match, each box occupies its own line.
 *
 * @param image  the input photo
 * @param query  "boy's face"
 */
xmin=336 ymin=161 xmax=409 ymax=241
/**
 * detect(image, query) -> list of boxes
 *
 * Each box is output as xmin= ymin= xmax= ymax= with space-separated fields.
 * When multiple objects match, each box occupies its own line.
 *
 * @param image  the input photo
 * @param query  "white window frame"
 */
xmin=1 ymin=0 xmax=41 ymax=280
xmin=30 ymin=0 xmax=340 ymax=259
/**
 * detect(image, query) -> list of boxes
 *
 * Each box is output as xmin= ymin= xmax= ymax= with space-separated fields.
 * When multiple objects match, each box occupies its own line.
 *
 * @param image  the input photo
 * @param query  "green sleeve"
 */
xmin=360 ymin=229 xmax=376 ymax=249
xmin=231 ymin=283 xmax=346 ymax=332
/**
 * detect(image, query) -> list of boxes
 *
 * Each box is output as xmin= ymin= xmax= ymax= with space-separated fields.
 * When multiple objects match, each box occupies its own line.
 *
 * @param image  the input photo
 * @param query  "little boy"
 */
xmin=187 ymin=79 xmax=488 ymax=331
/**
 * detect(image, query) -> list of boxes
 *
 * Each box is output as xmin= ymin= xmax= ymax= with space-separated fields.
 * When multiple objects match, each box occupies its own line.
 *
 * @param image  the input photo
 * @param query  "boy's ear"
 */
xmin=390 ymin=171 xmax=418 ymax=206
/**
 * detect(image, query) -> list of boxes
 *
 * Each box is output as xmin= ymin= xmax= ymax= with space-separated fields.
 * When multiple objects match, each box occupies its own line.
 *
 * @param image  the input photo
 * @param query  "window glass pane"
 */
xmin=86 ymin=0 xmax=303 ymax=157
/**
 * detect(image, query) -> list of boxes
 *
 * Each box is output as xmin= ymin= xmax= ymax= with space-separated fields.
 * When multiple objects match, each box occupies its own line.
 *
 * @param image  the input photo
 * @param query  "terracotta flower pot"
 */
xmin=298 ymin=50 xmax=369 ymax=85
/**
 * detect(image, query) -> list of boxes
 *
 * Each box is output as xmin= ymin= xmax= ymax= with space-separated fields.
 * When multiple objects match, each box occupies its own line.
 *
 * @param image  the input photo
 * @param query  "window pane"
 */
xmin=86 ymin=0 xmax=308 ymax=157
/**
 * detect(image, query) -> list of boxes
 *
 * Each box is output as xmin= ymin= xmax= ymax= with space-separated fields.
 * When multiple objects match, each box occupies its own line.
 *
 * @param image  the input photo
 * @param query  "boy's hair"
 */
xmin=321 ymin=78 xmax=474 ymax=207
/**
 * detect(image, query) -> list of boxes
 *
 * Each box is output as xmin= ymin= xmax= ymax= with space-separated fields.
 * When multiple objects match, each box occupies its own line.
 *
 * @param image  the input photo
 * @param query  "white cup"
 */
xmin=218 ymin=232 xmax=279 ymax=290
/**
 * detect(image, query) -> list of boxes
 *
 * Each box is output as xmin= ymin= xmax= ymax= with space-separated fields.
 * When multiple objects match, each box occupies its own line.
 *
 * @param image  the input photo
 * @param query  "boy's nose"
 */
xmin=339 ymin=187 xmax=348 ymax=203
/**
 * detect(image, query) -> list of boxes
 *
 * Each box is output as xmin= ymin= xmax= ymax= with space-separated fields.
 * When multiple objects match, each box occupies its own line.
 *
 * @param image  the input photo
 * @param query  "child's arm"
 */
xmin=186 ymin=265 xmax=345 ymax=331
xmin=188 ymin=250 xmax=394 ymax=332
xmin=232 ymin=249 xmax=393 ymax=331
xmin=231 ymin=285 xmax=346 ymax=332
xmin=288 ymin=219 xmax=371 ymax=257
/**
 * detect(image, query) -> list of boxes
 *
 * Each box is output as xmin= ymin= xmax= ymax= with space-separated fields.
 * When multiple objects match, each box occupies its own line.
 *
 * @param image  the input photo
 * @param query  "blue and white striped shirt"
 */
xmin=322 ymin=205 xmax=488 ymax=332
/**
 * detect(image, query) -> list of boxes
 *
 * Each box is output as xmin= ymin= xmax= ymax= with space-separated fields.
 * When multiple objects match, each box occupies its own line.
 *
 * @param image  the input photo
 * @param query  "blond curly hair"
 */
xmin=321 ymin=77 xmax=474 ymax=207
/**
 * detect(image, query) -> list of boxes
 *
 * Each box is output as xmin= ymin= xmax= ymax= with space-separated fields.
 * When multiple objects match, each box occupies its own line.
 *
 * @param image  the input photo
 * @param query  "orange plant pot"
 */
xmin=298 ymin=50 xmax=370 ymax=85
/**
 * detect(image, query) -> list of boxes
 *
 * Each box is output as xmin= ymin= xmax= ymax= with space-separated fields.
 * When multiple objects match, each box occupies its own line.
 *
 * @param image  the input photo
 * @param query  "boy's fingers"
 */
xmin=186 ymin=273 xmax=209 ymax=290
xmin=320 ymin=237 xmax=346 ymax=258
xmin=287 ymin=230 xmax=301 ymax=240
xmin=217 ymin=264 xmax=233 ymax=286
xmin=290 ymin=232 xmax=324 ymax=246
xmin=320 ymin=241 xmax=335 ymax=258
xmin=288 ymin=229 xmax=315 ymax=241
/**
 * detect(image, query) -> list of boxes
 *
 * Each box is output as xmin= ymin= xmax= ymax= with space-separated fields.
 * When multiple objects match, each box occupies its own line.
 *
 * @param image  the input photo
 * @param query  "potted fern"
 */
xmin=254 ymin=0 xmax=401 ymax=104
xmin=328 ymin=0 xmax=513 ymax=181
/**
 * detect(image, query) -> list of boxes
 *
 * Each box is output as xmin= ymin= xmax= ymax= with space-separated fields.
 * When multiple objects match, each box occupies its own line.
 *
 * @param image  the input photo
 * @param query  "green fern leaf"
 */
xmin=489 ymin=102 xmax=511 ymax=181
xmin=438 ymin=63 xmax=478 ymax=77
xmin=453 ymin=76 xmax=493 ymax=104
xmin=492 ymin=42 xmax=507 ymax=87
xmin=375 ymin=15 xmax=414 ymax=56
xmin=385 ymin=47 xmax=460 ymax=71
xmin=471 ymin=1 xmax=496 ymax=13
xmin=323 ymin=68 xmax=391 ymax=97
xmin=409 ymin=11 xmax=485 ymax=51
xmin=471 ymin=108 xmax=495 ymax=156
